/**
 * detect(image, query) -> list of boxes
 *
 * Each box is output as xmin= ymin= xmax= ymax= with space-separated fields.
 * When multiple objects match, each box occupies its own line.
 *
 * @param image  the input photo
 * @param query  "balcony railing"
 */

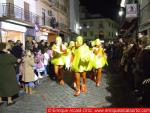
xmin=58 ymin=22 xmax=68 ymax=31
xmin=47 ymin=0 xmax=68 ymax=14
xmin=40 ymin=16 xmax=59 ymax=29
xmin=1 ymin=3 xmax=39 ymax=25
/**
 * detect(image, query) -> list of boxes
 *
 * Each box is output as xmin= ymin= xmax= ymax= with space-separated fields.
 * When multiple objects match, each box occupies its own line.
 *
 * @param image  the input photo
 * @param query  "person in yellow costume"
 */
xmin=71 ymin=36 xmax=90 ymax=96
xmin=89 ymin=41 xmax=96 ymax=81
xmin=68 ymin=41 xmax=75 ymax=70
xmin=62 ymin=42 xmax=70 ymax=70
xmin=93 ymin=38 xmax=108 ymax=86
xmin=51 ymin=36 xmax=67 ymax=85
xmin=67 ymin=41 xmax=77 ymax=88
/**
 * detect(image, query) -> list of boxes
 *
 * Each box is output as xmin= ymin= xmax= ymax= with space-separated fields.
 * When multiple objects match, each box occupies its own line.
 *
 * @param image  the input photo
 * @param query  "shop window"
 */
xmin=83 ymin=31 xmax=87 ymax=36
xmin=24 ymin=2 xmax=30 ymax=21
xmin=89 ymin=21 xmax=93 ymax=27
xmin=90 ymin=31 xmax=94 ymax=36
xmin=99 ymin=23 xmax=104 ymax=28
xmin=109 ymin=32 xmax=111 ymax=36
xmin=83 ymin=22 xmax=87 ymax=27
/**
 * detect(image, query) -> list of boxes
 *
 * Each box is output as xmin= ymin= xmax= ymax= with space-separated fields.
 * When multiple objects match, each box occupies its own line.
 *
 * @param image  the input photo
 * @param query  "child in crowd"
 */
xmin=35 ymin=50 xmax=45 ymax=78
xmin=22 ymin=50 xmax=35 ymax=94
xmin=43 ymin=48 xmax=50 ymax=76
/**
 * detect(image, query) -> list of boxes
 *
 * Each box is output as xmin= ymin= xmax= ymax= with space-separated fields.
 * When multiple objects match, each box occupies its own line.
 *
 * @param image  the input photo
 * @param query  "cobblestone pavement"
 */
xmin=0 ymin=69 xmax=140 ymax=113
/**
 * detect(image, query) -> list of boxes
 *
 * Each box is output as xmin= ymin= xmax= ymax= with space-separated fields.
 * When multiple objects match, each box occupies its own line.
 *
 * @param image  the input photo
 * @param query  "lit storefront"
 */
xmin=0 ymin=21 xmax=27 ymax=45
xmin=36 ymin=28 xmax=49 ymax=41
xmin=36 ymin=27 xmax=59 ymax=43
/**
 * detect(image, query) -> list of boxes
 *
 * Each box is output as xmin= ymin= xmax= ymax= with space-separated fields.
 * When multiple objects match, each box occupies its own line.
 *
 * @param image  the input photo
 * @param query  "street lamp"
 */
xmin=116 ymin=32 xmax=118 ymax=36
xmin=79 ymin=26 xmax=82 ymax=30
xmin=118 ymin=8 xmax=124 ymax=17
xmin=86 ymin=25 xmax=90 ymax=29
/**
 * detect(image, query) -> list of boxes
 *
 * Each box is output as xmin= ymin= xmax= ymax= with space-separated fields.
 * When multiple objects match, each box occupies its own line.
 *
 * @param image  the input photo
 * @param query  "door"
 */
xmin=24 ymin=2 xmax=30 ymax=21
xmin=6 ymin=0 xmax=14 ymax=17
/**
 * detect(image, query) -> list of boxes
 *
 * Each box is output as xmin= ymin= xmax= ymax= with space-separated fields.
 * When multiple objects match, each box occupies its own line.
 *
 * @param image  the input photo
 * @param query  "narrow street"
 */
xmin=0 ymin=65 xmax=140 ymax=113
xmin=0 ymin=0 xmax=150 ymax=113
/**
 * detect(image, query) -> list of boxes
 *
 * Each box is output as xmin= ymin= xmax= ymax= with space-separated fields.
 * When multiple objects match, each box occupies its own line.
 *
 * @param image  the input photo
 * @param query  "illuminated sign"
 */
xmin=126 ymin=4 xmax=138 ymax=18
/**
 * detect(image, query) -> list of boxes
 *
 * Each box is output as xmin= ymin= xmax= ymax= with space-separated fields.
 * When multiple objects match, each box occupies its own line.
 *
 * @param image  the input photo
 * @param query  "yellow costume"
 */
xmin=51 ymin=36 xmax=65 ymax=66
xmin=71 ymin=36 xmax=91 ymax=72
xmin=86 ymin=41 xmax=96 ymax=71
xmin=93 ymin=39 xmax=108 ymax=69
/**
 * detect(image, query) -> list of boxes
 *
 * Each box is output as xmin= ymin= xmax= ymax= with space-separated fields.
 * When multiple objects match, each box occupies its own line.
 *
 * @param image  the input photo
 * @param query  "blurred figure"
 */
xmin=93 ymin=39 xmax=107 ymax=86
xmin=43 ymin=48 xmax=50 ymax=76
xmin=71 ymin=36 xmax=90 ymax=96
xmin=22 ymin=50 xmax=35 ymax=94
xmin=35 ymin=50 xmax=45 ymax=78
xmin=51 ymin=36 xmax=67 ymax=85
xmin=0 ymin=42 xmax=19 ymax=106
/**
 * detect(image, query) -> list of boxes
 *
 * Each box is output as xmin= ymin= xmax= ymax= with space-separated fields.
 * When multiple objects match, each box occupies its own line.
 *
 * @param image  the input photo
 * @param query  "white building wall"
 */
xmin=80 ymin=19 xmax=118 ymax=41
xmin=36 ymin=0 xmax=50 ymax=26
xmin=13 ymin=0 xmax=36 ymax=13
xmin=14 ymin=0 xmax=23 ymax=9
xmin=69 ymin=0 xmax=80 ymax=34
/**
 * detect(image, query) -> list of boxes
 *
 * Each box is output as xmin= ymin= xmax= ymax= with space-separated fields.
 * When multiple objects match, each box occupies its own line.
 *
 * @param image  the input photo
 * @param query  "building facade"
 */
xmin=0 ymin=0 xmax=70 ymax=44
xmin=139 ymin=0 xmax=150 ymax=36
xmin=80 ymin=18 xmax=118 ymax=41
xmin=0 ymin=0 xmax=38 ymax=45
xmin=35 ymin=0 xmax=69 ymax=42
xmin=69 ymin=0 xmax=80 ymax=41
xmin=118 ymin=0 xmax=150 ymax=39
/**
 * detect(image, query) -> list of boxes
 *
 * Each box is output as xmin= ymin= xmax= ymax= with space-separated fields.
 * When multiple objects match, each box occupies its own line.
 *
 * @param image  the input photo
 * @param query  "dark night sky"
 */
xmin=79 ymin=0 xmax=120 ymax=20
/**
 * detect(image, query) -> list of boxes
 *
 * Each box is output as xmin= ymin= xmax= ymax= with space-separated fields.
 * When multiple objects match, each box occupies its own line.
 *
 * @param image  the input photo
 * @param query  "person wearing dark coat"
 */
xmin=38 ymin=41 xmax=46 ymax=54
xmin=11 ymin=43 xmax=23 ymax=59
xmin=0 ymin=42 xmax=19 ymax=106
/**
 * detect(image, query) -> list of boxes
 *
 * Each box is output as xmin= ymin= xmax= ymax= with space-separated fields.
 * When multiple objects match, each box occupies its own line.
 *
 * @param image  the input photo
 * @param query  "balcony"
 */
xmin=0 ymin=3 xmax=39 ymax=27
xmin=40 ymin=16 xmax=60 ymax=33
xmin=47 ymin=0 xmax=68 ymax=15
xmin=58 ymin=23 xmax=68 ymax=33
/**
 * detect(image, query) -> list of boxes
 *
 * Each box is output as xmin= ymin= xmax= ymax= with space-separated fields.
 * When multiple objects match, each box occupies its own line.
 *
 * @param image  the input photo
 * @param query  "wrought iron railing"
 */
xmin=58 ymin=22 xmax=68 ymax=31
xmin=48 ymin=0 xmax=68 ymax=13
xmin=1 ymin=3 xmax=39 ymax=24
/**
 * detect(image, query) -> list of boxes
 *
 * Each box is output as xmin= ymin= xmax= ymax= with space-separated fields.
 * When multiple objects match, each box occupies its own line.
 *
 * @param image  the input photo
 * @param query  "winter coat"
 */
xmin=22 ymin=55 xmax=35 ymax=82
xmin=0 ymin=51 xmax=19 ymax=97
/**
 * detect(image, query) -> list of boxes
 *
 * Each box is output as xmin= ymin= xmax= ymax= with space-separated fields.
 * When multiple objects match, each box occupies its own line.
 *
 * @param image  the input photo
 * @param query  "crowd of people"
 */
xmin=0 ymin=35 xmax=108 ymax=106
xmin=106 ymin=37 xmax=150 ymax=104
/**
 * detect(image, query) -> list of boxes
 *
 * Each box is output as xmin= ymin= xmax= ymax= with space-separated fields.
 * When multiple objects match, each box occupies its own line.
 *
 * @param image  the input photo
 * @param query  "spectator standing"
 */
xmin=0 ymin=42 xmax=19 ymax=106
xmin=22 ymin=50 xmax=35 ymax=94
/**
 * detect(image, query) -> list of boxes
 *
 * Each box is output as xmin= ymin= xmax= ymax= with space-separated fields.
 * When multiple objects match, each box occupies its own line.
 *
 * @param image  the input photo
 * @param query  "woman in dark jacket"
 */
xmin=0 ymin=42 xmax=19 ymax=106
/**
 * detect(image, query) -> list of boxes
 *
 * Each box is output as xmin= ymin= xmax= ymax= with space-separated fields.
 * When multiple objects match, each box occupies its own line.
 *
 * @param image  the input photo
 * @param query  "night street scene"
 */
xmin=0 ymin=0 xmax=150 ymax=113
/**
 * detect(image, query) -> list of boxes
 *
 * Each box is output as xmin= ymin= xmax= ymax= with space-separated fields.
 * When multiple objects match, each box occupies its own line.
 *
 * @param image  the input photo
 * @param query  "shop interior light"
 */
xmin=116 ymin=32 xmax=118 ymax=36
xmin=119 ymin=9 xmax=124 ymax=16
xmin=79 ymin=26 xmax=82 ymax=30
xmin=86 ymin=25 xmax=90 ymax=28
